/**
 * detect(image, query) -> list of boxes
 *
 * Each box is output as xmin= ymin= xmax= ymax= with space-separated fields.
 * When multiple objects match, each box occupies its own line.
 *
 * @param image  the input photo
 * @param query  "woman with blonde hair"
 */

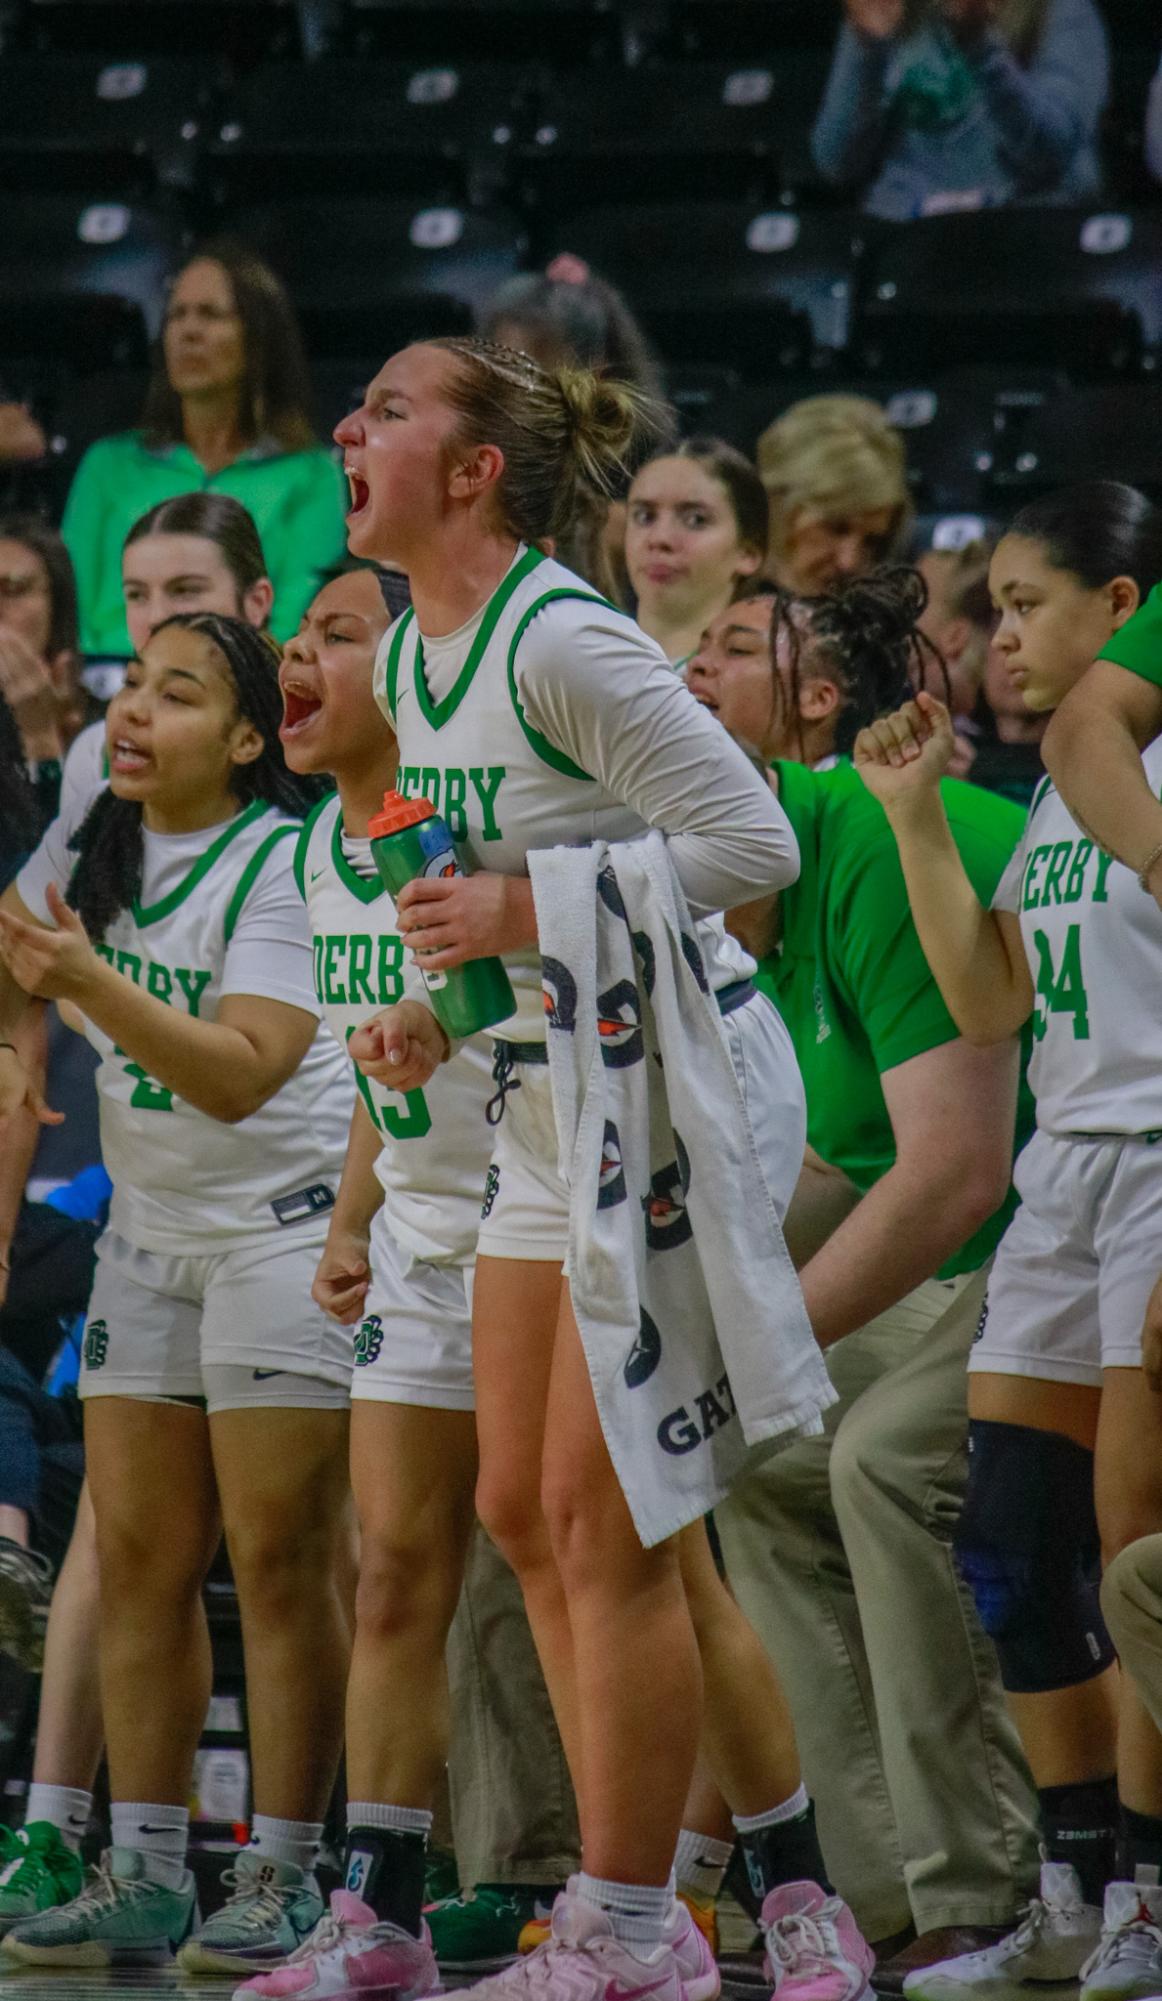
xmin=813 ymin=0 xmax=1107 ymax=219
xmin=758 ymin=394 xmax=911 ymax=599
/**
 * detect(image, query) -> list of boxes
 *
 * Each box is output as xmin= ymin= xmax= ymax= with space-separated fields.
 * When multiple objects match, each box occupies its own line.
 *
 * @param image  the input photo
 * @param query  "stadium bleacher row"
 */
xmin=1 ymin=0 xmax=1160 ymax=529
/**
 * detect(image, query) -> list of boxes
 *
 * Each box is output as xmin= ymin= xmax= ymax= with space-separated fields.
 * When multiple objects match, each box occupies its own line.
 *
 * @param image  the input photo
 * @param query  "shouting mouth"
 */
xmin=344 ymin=463 xmax=371 ymax=521
xmin=280 ymin=681 xmax=324 ymax=739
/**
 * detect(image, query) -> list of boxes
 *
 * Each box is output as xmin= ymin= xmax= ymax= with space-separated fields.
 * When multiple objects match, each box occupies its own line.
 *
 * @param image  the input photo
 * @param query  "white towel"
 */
xmin=529 ymin=833 xmax=835 ymax=1548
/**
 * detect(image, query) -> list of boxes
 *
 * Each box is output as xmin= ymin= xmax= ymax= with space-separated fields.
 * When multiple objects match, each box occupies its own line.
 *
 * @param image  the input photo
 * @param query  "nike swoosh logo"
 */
xmin=252 ymin=1369 xmax=283 ymax=1381
xmin=604 ymin=1978 xmax=677 ymax=2001
xmin=309 ymin=869 xmax=325 ymax=882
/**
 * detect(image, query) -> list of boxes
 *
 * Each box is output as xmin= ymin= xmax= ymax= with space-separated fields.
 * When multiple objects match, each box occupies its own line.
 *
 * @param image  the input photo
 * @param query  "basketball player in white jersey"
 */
xmin=0 ymin=614 xmax=355 ymax=1972
xmin=330 ymin=338 xmax=824 ymax=2001
xmin=855 ymin=484 xmax=1162 ymax=2001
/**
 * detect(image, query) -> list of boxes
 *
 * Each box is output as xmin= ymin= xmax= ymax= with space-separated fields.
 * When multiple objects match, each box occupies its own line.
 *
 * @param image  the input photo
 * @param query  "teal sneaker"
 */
xmin=426 ymin=1884 xmax=558 ymax=1971
xmin=0 ymin=1822 xmax=84 ymax=1936
xmin=1 ymin=1845 xmax=196 ymax=1966
xmin=178 ymin=1852 xmax=325 ymax=1974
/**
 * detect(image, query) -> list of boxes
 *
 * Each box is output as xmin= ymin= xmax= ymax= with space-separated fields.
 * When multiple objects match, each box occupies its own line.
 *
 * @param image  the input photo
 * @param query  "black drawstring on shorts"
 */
xmin=486 ymin=1042 xmax=521 ymax=1126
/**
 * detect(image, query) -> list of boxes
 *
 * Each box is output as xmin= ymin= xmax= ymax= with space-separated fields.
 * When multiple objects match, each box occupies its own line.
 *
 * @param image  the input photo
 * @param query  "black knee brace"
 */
xmin=954 ymin=1419 xmax=1115 ymax=1693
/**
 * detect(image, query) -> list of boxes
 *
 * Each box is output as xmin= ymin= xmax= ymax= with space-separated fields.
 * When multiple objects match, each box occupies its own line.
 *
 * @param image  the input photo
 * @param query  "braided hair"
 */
xmin=66 ymin=612 xmax=326 ymax=941
xmin=772 ymin=565 xmax=949 ymax=761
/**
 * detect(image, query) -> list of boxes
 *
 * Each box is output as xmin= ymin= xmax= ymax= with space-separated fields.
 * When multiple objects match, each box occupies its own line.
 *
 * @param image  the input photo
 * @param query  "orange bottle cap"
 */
xmin=368 ymin=790 xmax=438 ymax=838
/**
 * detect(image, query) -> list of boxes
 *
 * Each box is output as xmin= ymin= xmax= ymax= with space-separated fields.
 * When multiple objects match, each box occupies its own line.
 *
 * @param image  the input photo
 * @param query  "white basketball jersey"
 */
xmin=296 ymin=793 xmax=494 ymax=1265
xmin=993 ymin=738 xmax=1162 ymax=1135
xmin=20 ymin=799 xmax=353 ymax=1253
xmin=374 ymin=545 xmax=755 ymax=1038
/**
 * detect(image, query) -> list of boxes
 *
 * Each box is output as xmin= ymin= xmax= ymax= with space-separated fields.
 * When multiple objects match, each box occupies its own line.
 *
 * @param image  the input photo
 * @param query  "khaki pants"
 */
xmin=446 ymin=1525 xmax=580 ymax=1887
xmin=1103 ymin=1537 xmax=1162 ymax=1736
xmin=716 ymin=1269 xmax=1040 ymax=1939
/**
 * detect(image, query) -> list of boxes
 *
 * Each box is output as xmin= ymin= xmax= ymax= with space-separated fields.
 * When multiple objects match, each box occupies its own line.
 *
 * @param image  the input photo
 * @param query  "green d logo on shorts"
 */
xmin=354 ymin=1314 xmax=383 ymax=1367
xmin=84 ymin=1319 xmax=109 ymax=1369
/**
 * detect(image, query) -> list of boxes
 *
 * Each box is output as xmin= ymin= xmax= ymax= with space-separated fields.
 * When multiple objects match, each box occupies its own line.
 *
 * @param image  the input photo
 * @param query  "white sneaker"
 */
xmin=903 ymin=1865 xmax=1101 ymax=2001
xmin=1081 ymin=1881 xmax=1162 ymax=2001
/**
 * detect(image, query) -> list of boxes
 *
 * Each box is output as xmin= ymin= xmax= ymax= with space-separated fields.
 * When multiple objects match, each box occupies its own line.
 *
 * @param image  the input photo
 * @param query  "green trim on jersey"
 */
xmin=330 ymin=800 xmax=387 ymax=906
xmin=1026 ymin=773 xmax=1055 ymax=826
xmin=223 ymin=823 xmax=298 ymax=945
xmin=132 ymin=800 xmax=270 ymax=929
xmin=413 ymin=545 xmax=546 ymax=731
xmin=505 ymin=589 xmax=610 ymax=781
xmin=293 ymin=793 xmax=334 ymax=901
xmin=381 ymin=611 xmax=412 ymax=724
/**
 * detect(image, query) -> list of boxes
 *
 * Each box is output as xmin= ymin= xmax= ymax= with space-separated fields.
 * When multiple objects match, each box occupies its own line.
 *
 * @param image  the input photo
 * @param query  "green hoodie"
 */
xmin=62 ymin=430 xmax=349 ymax=655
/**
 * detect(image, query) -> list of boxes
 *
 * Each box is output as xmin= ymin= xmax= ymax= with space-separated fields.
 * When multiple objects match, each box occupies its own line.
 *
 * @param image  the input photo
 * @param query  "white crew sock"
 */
xmin=248 ymin=1815 xmax=324 ymax=1876
xmin=576 ymin=1870 xmax=676 ymax=1952
xmin=347 ymin=1802 xmax=433 ymax=1838
xmin=732 ymin=1783 xmax=810 ymax=1833
xmin=25 ymin=1784 xmax=92 ymax=1852
xmin=673 ymin=1829 xmax=734 ymax=1903
xmin=110 ymin=1802 xmax=189 ymax=1889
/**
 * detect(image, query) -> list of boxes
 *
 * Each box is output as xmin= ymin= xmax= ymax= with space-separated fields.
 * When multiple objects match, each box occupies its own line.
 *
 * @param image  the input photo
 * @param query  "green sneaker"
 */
xmin=178 ymin=1852 xmax=325 ymax=1974
xmin=0 ymin=1822 xmax=84 ymax=1937
xmin=425 ymin=1883 xmax=558 ymax=1971
xmin=1 ymin=1845 xmax=196 ymax=1966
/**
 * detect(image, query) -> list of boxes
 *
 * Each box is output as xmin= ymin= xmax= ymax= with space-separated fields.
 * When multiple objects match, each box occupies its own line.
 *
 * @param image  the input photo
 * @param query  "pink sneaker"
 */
xmin=231 ymin=1890 xmax=438 ymax=2001
xmin=460 ymin=1882 xmax=720 ymax=2001
xmin=760 ymin=1883 xmax=874 ymax=2001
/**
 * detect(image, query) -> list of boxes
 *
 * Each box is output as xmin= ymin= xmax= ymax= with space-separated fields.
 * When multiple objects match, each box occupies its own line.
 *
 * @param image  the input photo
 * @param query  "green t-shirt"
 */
xmin=757 ymin=759 xmax=1032 ymax=1277
xmin=61 ymin=430 xmax=349 ymax=656
xmin=1097 ymin=581 xmax=1162 ymax=686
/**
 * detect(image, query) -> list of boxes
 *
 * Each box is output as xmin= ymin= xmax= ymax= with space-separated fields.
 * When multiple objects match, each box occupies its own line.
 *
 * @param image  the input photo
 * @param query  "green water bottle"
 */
xmin=369 ymin=790 xmax=517 ymax=1039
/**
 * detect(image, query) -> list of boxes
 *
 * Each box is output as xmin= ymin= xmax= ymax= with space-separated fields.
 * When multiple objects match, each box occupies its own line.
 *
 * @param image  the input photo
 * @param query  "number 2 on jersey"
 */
xmin=1031 ymin=924 xmax=1090 ymax=1042
xmin=123 ymin=1059 xmax=174 ymax=1112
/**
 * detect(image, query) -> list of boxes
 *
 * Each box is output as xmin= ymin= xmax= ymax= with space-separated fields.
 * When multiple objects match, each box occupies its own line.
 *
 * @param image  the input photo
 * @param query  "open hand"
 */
xmin=0 ymin=882 xmax=99 ymax=1003
xmin=349 ymin=1000 xmax=450 ymax=1094
xmin=846 ymin=0 xmax=905 ymax=39
xmin=853 ymin=691 xmax=957 ymax=811
xmin=312 ymin=1229 xmax=372 ymax=1325
xmin=396 ymin=872 xmax=535 ymax=972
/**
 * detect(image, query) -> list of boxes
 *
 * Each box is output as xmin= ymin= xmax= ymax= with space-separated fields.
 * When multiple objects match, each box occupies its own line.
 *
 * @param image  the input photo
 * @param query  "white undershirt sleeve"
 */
xmin=515 ymin=600 xmax=800 ymax=917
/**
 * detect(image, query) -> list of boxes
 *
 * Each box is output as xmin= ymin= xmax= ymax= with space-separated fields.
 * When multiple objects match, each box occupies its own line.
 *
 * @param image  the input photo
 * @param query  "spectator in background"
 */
xmin=0 ymin=403 xmax=47 ymax=469
xmin=813 ymin=0 xmax=1108 ymax=220
xmin=0 ymin=519 xmax=84 ymax=824
xmin=480 ymin=258 xmax=669 ymax=597
xmin=62 ymin=241 xmax=346 ymax=659
xmin=624 ymin=438 xmax=766 ymax=667
xmin=758 ymin=395 xmax=912 ymax=599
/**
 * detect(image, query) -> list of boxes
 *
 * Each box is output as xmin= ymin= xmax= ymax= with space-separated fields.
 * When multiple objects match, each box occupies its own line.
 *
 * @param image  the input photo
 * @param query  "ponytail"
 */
xmin=428 ymin=335 xmax=669 ymax=545
xmin=776 ymin=565 xmax=949 ymax=759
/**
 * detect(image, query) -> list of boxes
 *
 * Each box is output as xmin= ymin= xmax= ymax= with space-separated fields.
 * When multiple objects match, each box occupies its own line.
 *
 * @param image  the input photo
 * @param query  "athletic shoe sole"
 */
xmin=1 ymin=1935 xmax=178 ymax=1967
xmin=179 ymin=1937 xmax=309 ymax=1975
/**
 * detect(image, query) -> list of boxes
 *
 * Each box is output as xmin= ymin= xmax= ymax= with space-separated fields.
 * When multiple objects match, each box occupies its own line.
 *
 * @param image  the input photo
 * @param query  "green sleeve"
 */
xmin=264 ymin=453 xmax=349 ymax=642
xmin=831 ymin=838 xmax=962 ymax=1076
xmin=1097 ymin=582 xmax=1162 ymax=687
xmin=61 ymin=440 xmax=125 ymax=656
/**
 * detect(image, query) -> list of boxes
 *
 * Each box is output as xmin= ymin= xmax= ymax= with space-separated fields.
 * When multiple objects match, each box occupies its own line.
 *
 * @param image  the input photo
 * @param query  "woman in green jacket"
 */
xmin=62 ymin=241 xmax=346 ymax=658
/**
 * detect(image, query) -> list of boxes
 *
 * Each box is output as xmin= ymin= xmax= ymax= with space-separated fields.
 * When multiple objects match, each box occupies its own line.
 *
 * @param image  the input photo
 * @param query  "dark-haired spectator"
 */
xmin=625 ymin=440 xmax=766 ymax=668
xmin=481 ymin=258 xmax=669 ymax=598
xmin=813 ymin=0 xmax=1108 ymax=219
xmin=758 ymin=396 xmax=913 ymax=599
xmin=62 ymin=242 xmax=346 ymax=657
xmin=0 ymin=519 xmax=84 ymax=824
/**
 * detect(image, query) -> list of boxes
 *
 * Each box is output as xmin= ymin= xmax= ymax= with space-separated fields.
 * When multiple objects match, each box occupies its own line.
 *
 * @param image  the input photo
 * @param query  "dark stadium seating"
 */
xmin=0 ymin=193 xmax=181 ymax=371
xmin=542 ymin=203 xmax=862 ymax=373
xmin=992 ymin=383 xmax=1162 ymax=502
xmin=19 ymin=0 xmax=302 ymax=57
xmin=208 ymin=58 xmax=526 ymax=205
xmin=857 ymin=208 xmax=1162 ymax=377
xmin=229 ymin=195 xmax=528 ymax=354
xmin=0 ymin=52 xmax=216 ymax=194
xmin=345 ymin=0 xmax=625 ymax=63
